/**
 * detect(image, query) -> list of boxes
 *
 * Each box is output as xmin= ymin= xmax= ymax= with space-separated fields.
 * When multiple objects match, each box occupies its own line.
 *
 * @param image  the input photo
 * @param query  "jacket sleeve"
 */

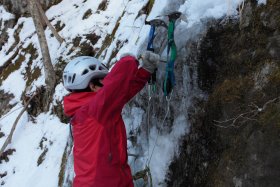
xmin=87 ymin=56 xmax=151 ymax=124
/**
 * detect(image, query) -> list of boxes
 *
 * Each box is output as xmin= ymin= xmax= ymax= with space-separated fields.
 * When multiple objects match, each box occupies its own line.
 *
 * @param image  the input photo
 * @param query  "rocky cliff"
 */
xmin=0 ymin=0 xmax=62 ymax=17
xmin=167 ymin=0 xmax=280 ymax=186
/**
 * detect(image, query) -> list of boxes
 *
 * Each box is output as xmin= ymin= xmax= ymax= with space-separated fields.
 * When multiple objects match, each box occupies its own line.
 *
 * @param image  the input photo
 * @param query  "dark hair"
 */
xmin=72 ymin=78 xmax=103 ymax=93
xmin=90 ymin=78 xmax=104 ymax=87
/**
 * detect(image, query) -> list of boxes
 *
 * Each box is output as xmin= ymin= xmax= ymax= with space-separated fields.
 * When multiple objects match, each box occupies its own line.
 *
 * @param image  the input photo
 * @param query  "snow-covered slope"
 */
xmin=0 ymin=0 xmax=250 ymax=186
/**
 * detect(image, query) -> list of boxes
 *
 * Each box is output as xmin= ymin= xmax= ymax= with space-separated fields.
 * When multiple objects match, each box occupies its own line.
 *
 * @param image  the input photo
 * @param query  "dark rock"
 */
xmin=0 ymin=0 xmax=63 ymax=17
xmin=166 ymin=0 xmax=280 ymax=187
xmin=0 ymin=90 xmax=14 ymax=117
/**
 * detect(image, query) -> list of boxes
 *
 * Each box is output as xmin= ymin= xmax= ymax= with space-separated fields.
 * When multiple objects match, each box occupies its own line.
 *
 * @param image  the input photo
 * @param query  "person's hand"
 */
xmin=139 ymin=51 xmax=160 ymax=73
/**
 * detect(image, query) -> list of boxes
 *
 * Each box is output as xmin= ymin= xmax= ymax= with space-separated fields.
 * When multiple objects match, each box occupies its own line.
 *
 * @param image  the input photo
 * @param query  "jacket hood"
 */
xmin=63 ymin=92 xmax=96 ymax=117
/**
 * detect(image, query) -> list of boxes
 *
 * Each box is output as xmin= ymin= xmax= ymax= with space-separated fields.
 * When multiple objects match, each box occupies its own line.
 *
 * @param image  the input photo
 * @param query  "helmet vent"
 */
xmin=82 ymin=69 xmax=89 ymax=75
xmin=68 ymin=76 xmax=71 ymax=83
xmin=89 ymin=65 xmax=96 ymax=71
xmin=72 ymin=73 xmax=76 ymax=83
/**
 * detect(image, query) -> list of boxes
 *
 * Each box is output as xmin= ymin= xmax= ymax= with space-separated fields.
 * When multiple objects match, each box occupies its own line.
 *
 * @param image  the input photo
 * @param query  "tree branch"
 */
xmin=213 ymin=96 xmax=280 ymax=128
xmin=35 ymin=1 xmax=64 ymax=44
xmin=0 ymin=92 xmax=38 ymax=158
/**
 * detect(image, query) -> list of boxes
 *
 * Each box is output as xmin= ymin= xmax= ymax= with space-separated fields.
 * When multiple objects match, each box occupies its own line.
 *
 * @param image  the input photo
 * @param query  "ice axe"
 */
xmin=144 ymin=19 xmax=167 ymax=87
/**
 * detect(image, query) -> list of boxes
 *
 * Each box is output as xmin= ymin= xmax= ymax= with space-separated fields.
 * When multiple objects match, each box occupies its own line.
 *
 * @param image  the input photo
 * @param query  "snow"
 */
xmin=147 ymin=0 xmax=169 ymax=20
xmin=257 ymin=0 xmax=267 ymax=5
xmin=179 ymin=0 xmax=243 ymax=27
xmin=0 ymin=111 xmax=68 ymax=187
xmin=0 ymin=0 xmax=250 ymax=186
xmin=1 ymin=55 xmax=27 ymax=104
xmin=53 ymin=83 xmax=70 ymax=103
xmin=0 ymin=6 xmax=14 ymax=22
xmin=19 ymin=18 xmax=35 ymax=42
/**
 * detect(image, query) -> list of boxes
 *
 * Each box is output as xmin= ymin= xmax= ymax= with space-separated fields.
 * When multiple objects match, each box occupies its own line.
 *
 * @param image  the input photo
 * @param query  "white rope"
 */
xmin=0 ymin=106 xmax=24 ymax=123
xmin=146 ymin=91 xmax=173 ymax=166
xmin=147 ymin=85 xmax=153 ymax=161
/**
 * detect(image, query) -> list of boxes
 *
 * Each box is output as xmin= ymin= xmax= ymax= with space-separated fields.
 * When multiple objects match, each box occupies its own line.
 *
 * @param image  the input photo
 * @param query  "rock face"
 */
xmin=0 ymin=0 xmax=28 ymax=17
xmin=0 ymin=90 xmax=14 ymax=117
xmin=0 ymin=0 xmax=62 ymax=17
xmin=167 ymin=0 xmax=280 ymax=187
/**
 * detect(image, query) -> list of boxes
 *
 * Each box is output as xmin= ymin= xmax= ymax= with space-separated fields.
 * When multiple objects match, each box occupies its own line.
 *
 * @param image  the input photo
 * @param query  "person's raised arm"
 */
xmin=88 ymin=52 xmax=159 ymax=124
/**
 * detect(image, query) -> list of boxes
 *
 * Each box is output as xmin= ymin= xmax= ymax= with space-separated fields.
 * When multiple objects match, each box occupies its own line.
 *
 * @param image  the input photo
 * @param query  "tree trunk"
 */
xmin=28 ymin=0 xmax=56 ymax=112
xmin=35 ymin=1 xmax=64 ymax=44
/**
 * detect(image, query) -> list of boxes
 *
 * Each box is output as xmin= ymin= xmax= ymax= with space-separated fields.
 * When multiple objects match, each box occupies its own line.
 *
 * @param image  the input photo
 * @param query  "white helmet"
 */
xmin=63 ymin=56 xmax=108 ymax=90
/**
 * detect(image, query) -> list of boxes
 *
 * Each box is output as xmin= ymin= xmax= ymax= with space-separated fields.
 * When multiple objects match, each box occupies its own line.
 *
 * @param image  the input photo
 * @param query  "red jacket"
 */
xmin=63 ymin=56 xmax=150 ymax=187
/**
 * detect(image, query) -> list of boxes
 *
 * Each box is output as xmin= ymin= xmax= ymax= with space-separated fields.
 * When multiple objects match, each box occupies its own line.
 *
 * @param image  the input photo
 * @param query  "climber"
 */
xmin=62 ymin=51 xmax=160 ymax=187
